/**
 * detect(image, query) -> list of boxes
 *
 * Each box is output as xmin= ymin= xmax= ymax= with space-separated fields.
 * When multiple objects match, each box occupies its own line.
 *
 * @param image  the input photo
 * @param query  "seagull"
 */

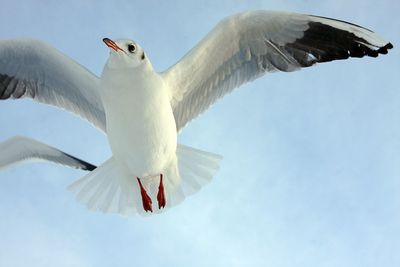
xmin=0 ymin=11 xmax=393 ymax=215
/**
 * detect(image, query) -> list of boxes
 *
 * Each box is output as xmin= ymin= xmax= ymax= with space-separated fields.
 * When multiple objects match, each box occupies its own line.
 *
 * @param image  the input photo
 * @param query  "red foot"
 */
xmin=157 ymin=174 xmax=166 ymax=209
xmin=137 ymin=178 xmax=153 ymax=212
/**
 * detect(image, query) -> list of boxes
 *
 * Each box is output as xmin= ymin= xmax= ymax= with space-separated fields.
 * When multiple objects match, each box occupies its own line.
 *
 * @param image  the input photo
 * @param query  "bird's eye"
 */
xmin=127 ymin=44 xmax=136 ymax=53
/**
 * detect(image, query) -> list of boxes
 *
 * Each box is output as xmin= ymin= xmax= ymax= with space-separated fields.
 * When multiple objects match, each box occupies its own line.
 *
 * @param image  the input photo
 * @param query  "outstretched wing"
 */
xmin=162 ymin=11 xmax=393 ymax=131
xmin=0 ymin=136 xmax=96 ymax=171
xmin=0 ymin=39 xmax=106 ymax=131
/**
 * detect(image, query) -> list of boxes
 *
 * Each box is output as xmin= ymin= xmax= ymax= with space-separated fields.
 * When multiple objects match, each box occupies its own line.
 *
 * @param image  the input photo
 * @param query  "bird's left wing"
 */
xmin=0 ymin=39 xmax=106 ymax=131
xmin=0 ymin=136 xmax=96 ymax=171
xmin=162 ymin=11 xmax=393 ymax=131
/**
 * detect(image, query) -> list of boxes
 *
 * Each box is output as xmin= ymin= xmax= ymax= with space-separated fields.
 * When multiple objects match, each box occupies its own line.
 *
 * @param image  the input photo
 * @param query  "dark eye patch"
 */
xmin=128 ymin=44 xmax=136 ymax=53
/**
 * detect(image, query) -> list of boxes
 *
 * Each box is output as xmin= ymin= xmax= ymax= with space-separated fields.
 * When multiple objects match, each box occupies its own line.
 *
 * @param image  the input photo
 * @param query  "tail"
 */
xmin=166 ymin=144 xmax=223 ymax=207
xmin=68 ymin=144 xmax=222 ymax=216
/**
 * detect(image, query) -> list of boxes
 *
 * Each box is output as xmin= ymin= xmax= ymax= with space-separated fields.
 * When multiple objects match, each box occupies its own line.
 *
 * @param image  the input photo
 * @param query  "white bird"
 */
xmin=0 ymin=11 xmax=393 ymax=215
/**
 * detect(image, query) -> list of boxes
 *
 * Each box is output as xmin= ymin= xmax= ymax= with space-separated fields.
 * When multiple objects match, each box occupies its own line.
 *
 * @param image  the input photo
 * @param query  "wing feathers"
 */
xmin=0 ymin=136 xmax=96 ymax=171
xmin=0 ymin=39 xmax=106 ymax=131
xmin=163 ymin=11 xmax=392 ymax=131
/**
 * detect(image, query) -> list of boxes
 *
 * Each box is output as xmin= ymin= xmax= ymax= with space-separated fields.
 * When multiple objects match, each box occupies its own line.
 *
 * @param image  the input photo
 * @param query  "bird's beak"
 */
xmin=103 ymin=38 xmax=123 ymax=52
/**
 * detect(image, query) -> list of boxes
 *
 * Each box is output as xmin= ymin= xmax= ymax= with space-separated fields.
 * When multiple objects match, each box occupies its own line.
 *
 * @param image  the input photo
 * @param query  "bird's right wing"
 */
xmin=0 ymin=136 xmax=96 ymax=171
xmin=0 ymin=39 xmax=106 ymax=132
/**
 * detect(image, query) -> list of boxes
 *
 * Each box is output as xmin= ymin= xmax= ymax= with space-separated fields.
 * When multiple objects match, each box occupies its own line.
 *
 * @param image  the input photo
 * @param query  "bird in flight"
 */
xmin=0 ymin=11 xmax=393 ymax=215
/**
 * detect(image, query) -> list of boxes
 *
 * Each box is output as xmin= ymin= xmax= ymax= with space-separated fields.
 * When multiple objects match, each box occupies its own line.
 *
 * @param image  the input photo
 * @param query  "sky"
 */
xmin=0 ymin=0 xmax=399 ymax=266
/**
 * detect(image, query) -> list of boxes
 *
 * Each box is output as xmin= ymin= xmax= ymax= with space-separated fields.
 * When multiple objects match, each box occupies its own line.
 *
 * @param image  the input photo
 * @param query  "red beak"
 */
xmin=103 ymin=38 xmax=123 ymax=52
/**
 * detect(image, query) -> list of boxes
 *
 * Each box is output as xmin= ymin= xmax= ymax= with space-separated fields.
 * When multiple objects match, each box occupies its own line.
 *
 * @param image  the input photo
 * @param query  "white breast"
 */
xmin=100 ymin=64 xmax=177 ymax=178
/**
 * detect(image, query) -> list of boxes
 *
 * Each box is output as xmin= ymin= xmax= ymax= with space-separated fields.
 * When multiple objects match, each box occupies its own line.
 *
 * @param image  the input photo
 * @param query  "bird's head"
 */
xmin=103 ymin=38 xmax=147 ymax=69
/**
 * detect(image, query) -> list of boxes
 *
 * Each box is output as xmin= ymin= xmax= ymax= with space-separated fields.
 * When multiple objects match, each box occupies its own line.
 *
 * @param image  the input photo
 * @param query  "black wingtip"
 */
xmin=376 ymin=42 xmax=394 ymax=55
xmin=83 ymin=162 xmax=97 ymax=171
xmin=285 ymin=21 xmax=394 ymax=67
xmin=61 ymin=152 xmax=97 ymax=171
xmin=76 ymin=158 xmax=96 ymax=171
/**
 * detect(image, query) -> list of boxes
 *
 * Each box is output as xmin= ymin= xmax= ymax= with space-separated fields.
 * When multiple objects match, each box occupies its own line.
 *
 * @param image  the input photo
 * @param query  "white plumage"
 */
xmin=0 ymin=11 xmax=392 ymax=215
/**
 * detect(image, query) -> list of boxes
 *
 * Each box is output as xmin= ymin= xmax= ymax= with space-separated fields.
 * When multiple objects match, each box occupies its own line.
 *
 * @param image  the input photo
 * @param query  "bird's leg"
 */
xmin=157 ymin=174 xmax=166 ymax=209
xmin=137 ymin=177 xmax=153 ymax=212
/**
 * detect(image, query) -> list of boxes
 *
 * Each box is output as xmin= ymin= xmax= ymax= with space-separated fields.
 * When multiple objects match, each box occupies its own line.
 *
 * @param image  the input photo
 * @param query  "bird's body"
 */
xmin=101 ymin=52 xmax=177 ymax=178
xmin=0 ymin=11 xmax=393 ymax=215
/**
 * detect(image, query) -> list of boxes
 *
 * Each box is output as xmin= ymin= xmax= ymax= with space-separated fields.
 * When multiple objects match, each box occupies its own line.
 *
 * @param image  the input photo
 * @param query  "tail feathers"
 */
xmin=68 ymin=157 xmax=142 ymax=215
xmin=176 ymin=144 xmax=222 ymax=197
xmin=68 ymin=145 xmax=222 ymax=216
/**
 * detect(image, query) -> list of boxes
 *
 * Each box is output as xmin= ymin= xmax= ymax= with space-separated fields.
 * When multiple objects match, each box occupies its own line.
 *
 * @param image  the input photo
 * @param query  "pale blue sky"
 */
xmin=0 ymin=1 xmax=399 ymax=266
